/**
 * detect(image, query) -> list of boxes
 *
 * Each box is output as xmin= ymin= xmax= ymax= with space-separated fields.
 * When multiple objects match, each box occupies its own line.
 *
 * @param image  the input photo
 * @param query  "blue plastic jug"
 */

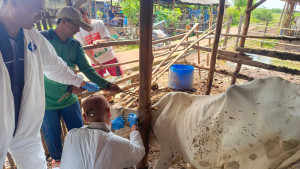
xmin=124 ymin=17 xmax=128 ymax=26
xmin=168 ymin=64 xmax=194 ymax=90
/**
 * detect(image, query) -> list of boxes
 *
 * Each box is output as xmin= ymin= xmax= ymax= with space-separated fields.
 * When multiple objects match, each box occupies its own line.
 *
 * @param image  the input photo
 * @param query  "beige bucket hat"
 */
xmin=56 ymin=6 xmax=93 ymax=32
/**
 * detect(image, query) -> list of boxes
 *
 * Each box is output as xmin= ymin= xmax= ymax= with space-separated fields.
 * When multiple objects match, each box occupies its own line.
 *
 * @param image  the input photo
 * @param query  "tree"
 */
xmin=120 ymin=0 xmax=140 ymax=25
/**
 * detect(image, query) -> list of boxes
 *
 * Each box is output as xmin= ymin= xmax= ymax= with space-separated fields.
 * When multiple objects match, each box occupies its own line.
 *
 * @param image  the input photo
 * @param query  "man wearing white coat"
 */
xmin=60 ymin=94 xmax=145 ymax=169
xmin=0 ymin=0 xmax=96 ymax=168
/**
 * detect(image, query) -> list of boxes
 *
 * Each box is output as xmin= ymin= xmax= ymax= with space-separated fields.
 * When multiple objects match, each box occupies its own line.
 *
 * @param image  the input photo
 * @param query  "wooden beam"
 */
xmin=177 ymin=29 xmax=300 ymax=41
xmin=231 ymin=0 xmax=253 ymax=85
xmin=137 ymin=0 xmax=153 ymax=168
xmin=184 ymin=61 xmax=254 ymax=81
xmin=218 ymin=55 xmax=300 ymax=75
xmin=191 ymin=45 xmax=238 ymax=57
xmin=246 ymin=0 xmax=267 ymax=13
xmin=236 ymin=47 xmax=300 ymax=62
xmin=205 ymin=0 xmax=225 ymax=95
xmin=82 ymin=33 xmax=187 ymax=50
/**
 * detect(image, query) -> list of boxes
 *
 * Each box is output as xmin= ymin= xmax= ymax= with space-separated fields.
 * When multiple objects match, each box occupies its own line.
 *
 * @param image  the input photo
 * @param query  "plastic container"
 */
xmin=168 ymin=64 xmax=194 ymax=90
xmin=124 ymin=17 xmax=128 ymax=26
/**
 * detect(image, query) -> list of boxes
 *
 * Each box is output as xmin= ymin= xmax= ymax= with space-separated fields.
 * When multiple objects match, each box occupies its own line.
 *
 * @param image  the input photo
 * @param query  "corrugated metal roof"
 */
xmin=179 ymin=0 xmax=231 ymax=5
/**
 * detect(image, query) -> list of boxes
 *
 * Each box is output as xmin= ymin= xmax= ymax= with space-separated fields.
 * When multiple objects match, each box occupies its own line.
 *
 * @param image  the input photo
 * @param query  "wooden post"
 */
xmin=111 ymin=0 xmax=113 ymax=10
xmin=208 ymin=4 xmax=213 ymax=44
xmin=137 ymin=0 xmax=153 ymax=168
xmin=197 ymin=24 xmax=201 ymax=77
xmin=285 ymin=1 xmax=296 ymax=35
xmin=235 ymin=13 xmax=244 ymax=48
xmin=93 ymin=0 xmax=96 ymax=19
xmin=89 ymin=0 xmax=92 ymax=19
xmin=207 ymin=4 xmax=213 ymax=66
xmin=222 ymin=15 xmax=232 ymax=50
xmin=205 ymin=0 xmax=225 ymax=95
xmin=172 ymin=0 xmax=175 ymax=9
xmin=261 ymin=20 xmax=269 ymax=47
xmin=45 ymin=12 xmax=53 ymax=29
xmin=158 ymin=0 xmax=161 ymax=10
xmin=278 ymin=2 xmax=287 ymax=27
xmin=231 ymin=0 xmax=253 ymax=85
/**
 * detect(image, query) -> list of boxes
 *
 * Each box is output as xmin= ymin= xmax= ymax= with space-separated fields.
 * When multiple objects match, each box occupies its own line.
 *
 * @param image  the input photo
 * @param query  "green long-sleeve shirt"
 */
xmin=41 ymin=29 xmax=110 ymax=110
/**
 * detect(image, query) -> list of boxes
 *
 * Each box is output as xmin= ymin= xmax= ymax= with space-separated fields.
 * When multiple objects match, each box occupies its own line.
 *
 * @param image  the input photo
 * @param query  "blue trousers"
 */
xmin=41 ymin=101 xmax=83 ymax=160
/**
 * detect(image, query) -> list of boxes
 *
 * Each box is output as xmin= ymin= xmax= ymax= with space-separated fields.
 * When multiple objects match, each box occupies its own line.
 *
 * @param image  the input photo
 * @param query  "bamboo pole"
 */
xmin=197 ymin=24 xmax=201 ymax=77
xmin=235 ymin=14 xmax=244 ymax=48
xmin=208 ymin=4 xmax=213 ymax=46
xmin=152 ymin=23 xmax=199 ymax=75
xmin=278 ymin=2 xmax=287 ymax=27
xmin=231 ymin=0 xmax=253 ymax=85
xmin=191 ymin=45 xmax=239 ymax=57
xmin=205 ymin=0 xmax=225 ymax=95
xmin=152 ymin=22 xmax=227 ymax=84
xmin=137 ymin=0 xmax=153 ymax=168
xmin=261 ymin=20 xmax=269 ymax=47
xmin=82 ymin=33 xmax=188 ymax=50
xmin=246 ymin=0 xmax=267 ymax=13
xmin=222 ymin=16 xmax=232 ymax=50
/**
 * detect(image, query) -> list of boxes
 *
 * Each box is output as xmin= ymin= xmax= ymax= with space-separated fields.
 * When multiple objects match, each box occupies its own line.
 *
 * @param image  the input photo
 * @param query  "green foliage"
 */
xmin=270 ymin=8 xmax=282 ymax=13
xmin=226 ymin=7 xmax=243 ymax=25
xmin=155 ymin=8 xmax=182 ymax=28
xmin=233 ymin=0 xmax=247 ymax=9
xmin=252 ymin=8 xmax=273 ymax=22
xmin=120 ymin=0 xmax=140 ymax=25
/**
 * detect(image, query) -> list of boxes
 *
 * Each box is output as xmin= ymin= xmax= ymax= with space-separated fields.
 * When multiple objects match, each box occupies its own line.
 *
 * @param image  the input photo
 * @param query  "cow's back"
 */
xmin=152 ymin=76 xmax=300 ymax=169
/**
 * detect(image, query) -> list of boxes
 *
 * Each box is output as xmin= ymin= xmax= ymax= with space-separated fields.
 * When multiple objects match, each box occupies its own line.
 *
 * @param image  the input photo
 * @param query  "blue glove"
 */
xmin=82 ymin=82 xmax=100 ymax=92
xmin=111 ymin=116 xmax=125 ymax=130
xmin=127 ymin=113 xmax=138 ymax=128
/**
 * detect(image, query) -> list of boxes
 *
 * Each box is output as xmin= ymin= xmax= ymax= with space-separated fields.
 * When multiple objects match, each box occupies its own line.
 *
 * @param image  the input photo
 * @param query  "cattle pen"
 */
xmin=4 ymin=0 xmax=300 ymax=169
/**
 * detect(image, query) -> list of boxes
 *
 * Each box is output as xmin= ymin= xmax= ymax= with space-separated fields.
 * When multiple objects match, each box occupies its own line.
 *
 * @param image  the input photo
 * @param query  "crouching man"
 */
xmin=60 ymin=94 xmax=145 ymax=169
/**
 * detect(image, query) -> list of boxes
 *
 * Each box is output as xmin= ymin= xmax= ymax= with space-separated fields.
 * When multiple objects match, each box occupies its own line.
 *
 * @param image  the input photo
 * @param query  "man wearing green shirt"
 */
xmin=40 ymin=6 xmax=121 ymax=167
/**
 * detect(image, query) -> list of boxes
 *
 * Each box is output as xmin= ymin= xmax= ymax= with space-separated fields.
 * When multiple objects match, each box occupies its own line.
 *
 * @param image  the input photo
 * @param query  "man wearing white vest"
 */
xmin=0 ymin=0 xmax=95 ymax=168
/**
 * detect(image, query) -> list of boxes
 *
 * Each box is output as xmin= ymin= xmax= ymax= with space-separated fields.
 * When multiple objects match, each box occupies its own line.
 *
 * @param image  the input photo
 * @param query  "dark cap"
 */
xmin=56 ymin=6 xmax=93 ymax=31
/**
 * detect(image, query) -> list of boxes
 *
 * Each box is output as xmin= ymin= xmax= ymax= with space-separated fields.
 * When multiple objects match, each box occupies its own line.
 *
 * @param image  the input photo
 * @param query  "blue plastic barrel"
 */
xmin=168 ymin=64 xmax=194 ymax=90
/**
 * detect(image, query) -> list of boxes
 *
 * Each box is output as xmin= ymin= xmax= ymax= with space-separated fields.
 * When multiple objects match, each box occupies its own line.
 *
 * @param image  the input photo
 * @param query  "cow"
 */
xmin=111 ymin=76 xmax=300 ymax=169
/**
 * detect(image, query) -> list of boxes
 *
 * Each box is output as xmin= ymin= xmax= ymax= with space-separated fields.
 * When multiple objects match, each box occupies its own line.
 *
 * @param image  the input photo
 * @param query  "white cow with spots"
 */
xmin=112 ymin=76 xmax=300 ymax=169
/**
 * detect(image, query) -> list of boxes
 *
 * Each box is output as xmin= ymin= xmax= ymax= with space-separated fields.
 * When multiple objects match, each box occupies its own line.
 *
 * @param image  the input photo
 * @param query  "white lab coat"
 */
xmin=0 ymin=28 xmax=84 ymax=169
xmin=60 ymin=122 xmax=145 ymax=169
